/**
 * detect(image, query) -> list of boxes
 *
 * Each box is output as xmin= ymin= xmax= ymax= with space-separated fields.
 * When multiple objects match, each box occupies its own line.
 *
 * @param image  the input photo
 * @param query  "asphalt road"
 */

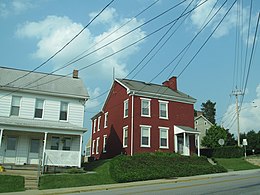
xmin=68 ymin=170 xmax=260 ymax=195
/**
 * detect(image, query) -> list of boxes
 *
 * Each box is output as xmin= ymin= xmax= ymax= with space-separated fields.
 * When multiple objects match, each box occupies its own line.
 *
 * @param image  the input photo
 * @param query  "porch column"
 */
xmin=174 ymin=134 xmax=178 ymax=153
xmin=183 ymin=132 xmax=186 ymax=155
xmin=42 ymin=132 xmax=48 ymax=166
xmin=78 ymin=134 xmax=83 ymax=168
xmin=0 ymin=129 xmax=3 ymax=147
xmin=197 ymin=134 xmax=200 ymax=156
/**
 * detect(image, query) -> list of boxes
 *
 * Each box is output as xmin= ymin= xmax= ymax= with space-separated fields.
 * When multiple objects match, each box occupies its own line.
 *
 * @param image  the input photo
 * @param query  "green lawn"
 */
xmin=215 ymin=158 xmax=260 ymax=171
xmin=0 ymin=175 xmax=25 ymax=193
xmin=39 ymin=159 xmax=116 ymax=190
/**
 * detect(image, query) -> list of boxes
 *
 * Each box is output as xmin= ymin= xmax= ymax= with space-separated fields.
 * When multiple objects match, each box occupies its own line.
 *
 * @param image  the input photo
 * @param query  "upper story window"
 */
xmin=104 ymin=112 xmax=108 ymax=128
xmin=204 ymin=121 xmax=207 ymax=126
xmin=10 ymin=96 xmax=21 ymax=116
xmin=140 ymin=125 xmax=151 ymax=147
xmin=124 ymin=99 xmax=129 ymax=118
xmin=60 ymin=102 xmax=68 ymax=121
xmin=159 ymin=127 xmax=169 ymax=149
xmin=51 ymin=136 xmax=60 ymax=150
xmin=141 ymin=98 xmax=151 ymax=117
xmin=97 ymin=116 xmax=101 ymax=131
xmin=93 ymin=119 xmax=97 ymax=133
xmin=195 ymin=120 xmax=198 ymax=125
xmin=34 ymin=99 xmax=44 ymax=118
xmin=123 ymin=126 xmax=128 ymax=148
xmin=159 ymin=100 xmax=168 ymax=119
xmin=62 ymin=137 xmax=72 ymax=151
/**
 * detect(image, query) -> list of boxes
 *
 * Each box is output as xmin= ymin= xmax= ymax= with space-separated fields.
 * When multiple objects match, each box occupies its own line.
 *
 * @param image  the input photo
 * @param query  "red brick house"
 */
xmin=90 ymin=76 xmax=200 ymax=159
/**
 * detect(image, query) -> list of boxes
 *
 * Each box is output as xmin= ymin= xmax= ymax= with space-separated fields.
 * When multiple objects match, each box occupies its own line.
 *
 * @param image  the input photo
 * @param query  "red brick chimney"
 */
xmin=162 ymin=76 xmax=177 ymax=91
xmin=73 ymin=69 xmax=79 ymax=79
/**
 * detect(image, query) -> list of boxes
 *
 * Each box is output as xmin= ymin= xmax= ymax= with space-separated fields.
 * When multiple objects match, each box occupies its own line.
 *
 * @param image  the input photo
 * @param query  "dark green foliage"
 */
xmin=240 ymin=130 xmax=260 ymax=151
xmin=200 ymin=146 xmax=243 ymax=158
xmin=0 ymin=175 xmax=25 ymax=193
xmin=201 ymin=100 xmax=216 ymax=124
xmin=109 ymin=153 xmax=227 ymax=183
xmin=65 ymin=168 xmax=86 ymax=174
xmin=202 ymin=125 xmax=228 ymax=148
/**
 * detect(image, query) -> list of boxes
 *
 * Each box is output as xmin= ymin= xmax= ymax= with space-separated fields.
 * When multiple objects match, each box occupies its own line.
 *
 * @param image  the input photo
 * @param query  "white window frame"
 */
xmin=124 ymin=99 xmax=129 ymax=118
xmin=92 ymin=140 xmax=95 ymax=155
xmin=34 ymin=99 xmax=44 ymax=119
xmin=10 ymin=96 xmax=21 ymax=116
xmin=159 ymin=127 xmax=169 ymax=149
xmin=93 ymin=119 xmax=96 ymax=133
xmin=140 ymin=125 xmax=151 ymax=147
xmin=103 ymin=135 xmax=107 ymax=153
xmin=141 ymin=98 xmax=151 ymax=117
xmin=96 ymin=137 xmax=100 ymax=154
xmin=123 ymin=126 xmax=128 ymax=148
xmin=104 ymin=112 xmax=108 ymax=128
xmin=97 ymin=116 xmax=101 ymax=131
xmin=159 ymin=100 xmax=168 ymax=119
xmin=59 ymin=102 xmax=68 ymax=121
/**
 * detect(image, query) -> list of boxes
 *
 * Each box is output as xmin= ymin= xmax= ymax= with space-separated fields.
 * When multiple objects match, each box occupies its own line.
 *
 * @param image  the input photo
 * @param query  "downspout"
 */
xmin=79 ymin=134 xmax=83 ymax=168
xmin=0 ymin=129 xmax=3 ymax=148
xmin=42 ymin=132 xmax=48 ymax=173
xmin=130 ymin=92 xmax=135 ymax=156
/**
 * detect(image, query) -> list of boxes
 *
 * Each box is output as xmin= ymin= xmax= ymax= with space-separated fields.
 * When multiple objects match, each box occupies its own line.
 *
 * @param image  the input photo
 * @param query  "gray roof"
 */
xmin=176 ymin=125 xmax=199 ymax=133
xmin=0 ymin=116 xmax=87 ymax=133
xmin=116 ymin=78 xmax=196 ymax=104
xmin=0 ymin=67 xmax=89 ymax=99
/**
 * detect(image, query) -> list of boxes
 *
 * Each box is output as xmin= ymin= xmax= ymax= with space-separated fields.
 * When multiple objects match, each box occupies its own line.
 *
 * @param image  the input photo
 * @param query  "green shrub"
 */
xmin=65 ymin=168 xmax=86 ymax=174
xmin=212 ymin=146 xmax=243 ymax=158
xmin=110 ymin=153 xmax=227 ymax=183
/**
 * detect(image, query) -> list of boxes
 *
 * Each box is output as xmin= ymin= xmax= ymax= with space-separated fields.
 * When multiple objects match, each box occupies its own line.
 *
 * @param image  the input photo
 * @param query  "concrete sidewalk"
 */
xmin=2 ymin=169 xmax=260 ymax=195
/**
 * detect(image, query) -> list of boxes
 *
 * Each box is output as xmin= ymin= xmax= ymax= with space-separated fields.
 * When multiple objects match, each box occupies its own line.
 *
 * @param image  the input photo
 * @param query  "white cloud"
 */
xmin=0 ymin=0 xmax=33 ymax=17
xmin=85 ymin=87 xmax=101 ymax=110
xmin=189 ymin=0 xmax=254 ymax=40
xmin=223 ymin=84 xmax=260 ymax=136
xmin=89 ymin=7 xmax=117 ymax=25
xmin=16 ymin=9 xmax=146 ymax=79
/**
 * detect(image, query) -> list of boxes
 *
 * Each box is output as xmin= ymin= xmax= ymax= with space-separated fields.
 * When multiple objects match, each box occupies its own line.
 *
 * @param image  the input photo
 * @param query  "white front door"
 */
xmin=4 ymin=136 xmax=17 ymax=164
xmin=184 ymin=135 xmax=190 ymax=156
xmin=28 ymin=139 xmax=41 ymax=165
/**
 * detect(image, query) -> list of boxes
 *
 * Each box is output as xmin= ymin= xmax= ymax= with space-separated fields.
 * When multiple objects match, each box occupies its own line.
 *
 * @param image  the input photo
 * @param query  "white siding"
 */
xmin=20 ymin=97 xmax=35 ymax=119
xmin=44 ymin=100 xmax=60 ymax=121
xmin=0 ymin=92 xmax=11 ymax=117
xmin=68 ymin=103 xmax=84 ymax=127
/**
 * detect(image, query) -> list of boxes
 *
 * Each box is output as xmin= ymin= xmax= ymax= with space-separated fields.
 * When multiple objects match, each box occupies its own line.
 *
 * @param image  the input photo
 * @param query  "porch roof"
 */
xmin=174 ymin=125 xmax=200 ymax=135
xmin=0 ymin=116 xmax=87 ymax=133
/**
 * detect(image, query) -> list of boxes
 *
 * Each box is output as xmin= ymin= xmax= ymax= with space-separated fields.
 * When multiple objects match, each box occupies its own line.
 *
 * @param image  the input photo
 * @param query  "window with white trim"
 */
xmin=141 ymin=98 xmax=151 ymax=117
xmin=123 ymin=126 xmax=128 ymax=148
xmin=10 ymin=96 xmax=21 ymax=116
xmin=140 ymin=125 xmax=151 ymax=147
xmin=93 ymin=119 xmax=96 ymax=133
xmin=97 ymin=116 xmax=101 ymax=131
xmin=34 ymin=99 xmax=44 ymax=118
xmin=51 ymin=136 xmax=60 ymax=150
xmin=159 ymin=127 xmax=169 ymax=149
xmin=104 ymin=112 xmax=108 ymax=128
xmin=62 ymin=137 xmax=71 ymax=151
xmin=159 ymin=100 xmax=168 ymax=119
xmin=124 ymin=99 xmax=129 ymax=118
xmin=96 ymin=137 xmax=100 ymax=154
xmin=103 ymin=135 xmax=107 ymax=153
xmin=92 ymin=140 xmax=95 ymax=154
xmin=60 ymin=102 xmax=68 ymax=121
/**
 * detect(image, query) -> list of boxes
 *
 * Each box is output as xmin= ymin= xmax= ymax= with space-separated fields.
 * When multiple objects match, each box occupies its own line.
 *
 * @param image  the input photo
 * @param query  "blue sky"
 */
xmin=1 ymin=0 xmax=260 ymax=145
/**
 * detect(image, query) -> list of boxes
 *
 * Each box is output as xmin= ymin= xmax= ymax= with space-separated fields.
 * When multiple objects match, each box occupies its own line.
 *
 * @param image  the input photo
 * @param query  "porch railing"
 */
xmin=44 ymin=150 xmax=80 ymax=167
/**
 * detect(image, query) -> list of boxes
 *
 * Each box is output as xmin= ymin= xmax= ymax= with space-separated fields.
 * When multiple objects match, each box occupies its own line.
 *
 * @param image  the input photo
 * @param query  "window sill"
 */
xmin=141 ymin=115 xmax=151 ymax=118
xmin=159 ymin=146 xmax=169 ymax=149
xmin=141 ymin=145 xmax=150 ymax=148
xmin=159 ymin=117 xmax=168 ymax=120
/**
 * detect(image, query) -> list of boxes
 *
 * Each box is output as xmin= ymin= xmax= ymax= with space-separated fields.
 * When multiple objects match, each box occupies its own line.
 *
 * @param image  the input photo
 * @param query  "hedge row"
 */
xmin=200 ymin=146 xmax=244 ymax=158
xmin=109 ymin=152 xmax=227 ymax=183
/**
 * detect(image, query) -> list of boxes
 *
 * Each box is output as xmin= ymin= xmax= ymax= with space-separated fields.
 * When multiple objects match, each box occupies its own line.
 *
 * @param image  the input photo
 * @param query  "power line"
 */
xmin=2 ymin=0 xmax=116 ymax=87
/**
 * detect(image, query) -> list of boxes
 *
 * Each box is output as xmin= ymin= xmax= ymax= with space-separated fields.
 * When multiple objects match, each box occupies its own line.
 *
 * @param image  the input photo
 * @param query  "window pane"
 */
xmin=161 ymin=138 xmax=167 ymax=147
xmin=160 ymin=103 xmax=167 ymax=118
xmin=7 ymin=137 xmax=16 ymax=150
xmin=60 ymin=111 xmax=67 ymax=120
xmin=51 ymin=137 xmax=60 ymax=150
xmin=62 ymin=138 xmax=71 ymax=150
xmin=11 ymin=106 xmax=20 ymax=116
xmin=35 ymin=109 xmax=43 ymax=118
xmin=60 ymin=102 xmax=68 ymax=111
xmin=141 ymin=100 xmax=150 ymax=116
xmin=35 ymin=99 xmax=44 ymax=109
xmin=142 ymin=137 xmax=148 ymax=145
xmin=12 ymin=96 xmax=21 ymax=106
xmin=30 ymin=139 xmax=40 ymax=153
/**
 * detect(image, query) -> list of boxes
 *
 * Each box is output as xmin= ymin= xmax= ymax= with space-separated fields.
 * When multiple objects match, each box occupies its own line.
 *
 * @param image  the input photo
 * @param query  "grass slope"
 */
xmin=215 ymin=158 xmax=260 ymax=171
xmin=0 ymin=175 xmax=25 ymax=193
xmin=39 ymin=160 xmax=115 ymax=190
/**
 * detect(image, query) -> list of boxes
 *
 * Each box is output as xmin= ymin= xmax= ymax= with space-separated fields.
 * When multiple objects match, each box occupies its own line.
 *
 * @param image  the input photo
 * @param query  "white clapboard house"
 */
xmin=0 ymin=67 xmax=89 ymax=168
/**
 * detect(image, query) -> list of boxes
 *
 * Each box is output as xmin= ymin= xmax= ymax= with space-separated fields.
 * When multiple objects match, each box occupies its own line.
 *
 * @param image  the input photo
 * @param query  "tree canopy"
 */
xmin=201 ymin=100 xmax=216 ymax=124
xmin=201 ymin=125 xmax=227 ymax=148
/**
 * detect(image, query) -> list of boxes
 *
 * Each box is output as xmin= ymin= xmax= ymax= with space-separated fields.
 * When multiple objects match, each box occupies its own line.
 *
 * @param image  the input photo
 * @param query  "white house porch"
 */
xmin=174 ymin=125 xmax=200 ymax=156
xmin=0 ymin=117 xmax=86 ymax=168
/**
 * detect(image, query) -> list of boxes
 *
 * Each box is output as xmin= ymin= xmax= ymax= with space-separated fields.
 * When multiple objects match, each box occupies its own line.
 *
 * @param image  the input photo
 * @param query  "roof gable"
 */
xmin=194 ymin=115 xmax=214 ymax=126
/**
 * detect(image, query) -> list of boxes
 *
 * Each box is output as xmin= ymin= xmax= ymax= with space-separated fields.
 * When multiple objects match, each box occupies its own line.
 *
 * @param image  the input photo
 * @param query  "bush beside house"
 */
xmin=200 ymin=146 xmax=243 ymax=158
xmin=0 ymin=175 xmax=25 ymax=193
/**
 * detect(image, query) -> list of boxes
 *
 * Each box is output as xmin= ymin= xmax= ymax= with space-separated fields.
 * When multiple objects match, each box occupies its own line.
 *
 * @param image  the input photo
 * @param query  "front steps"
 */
xmin=2 ymin=165 xmax=39 ymax=190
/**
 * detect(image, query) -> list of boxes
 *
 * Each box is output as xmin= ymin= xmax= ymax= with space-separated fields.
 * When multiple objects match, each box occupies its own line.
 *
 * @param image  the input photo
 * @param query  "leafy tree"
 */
xmin=201 ymin=100 xmax=216 ymax=124
xmin=240 ymin=130 xmax=260 ymax=150
xmin=201 ymin=125 xmax=227 ymax=148
xmin=226 ymin=129 xmax=236 ymax=146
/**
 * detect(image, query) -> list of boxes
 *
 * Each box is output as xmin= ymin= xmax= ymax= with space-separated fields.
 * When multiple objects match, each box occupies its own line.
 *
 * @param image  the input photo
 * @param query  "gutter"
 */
xmin=130 ymin=92 xmax=135 ymax=156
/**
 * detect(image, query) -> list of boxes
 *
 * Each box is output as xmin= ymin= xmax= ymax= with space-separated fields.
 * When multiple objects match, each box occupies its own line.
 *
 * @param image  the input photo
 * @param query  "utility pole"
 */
xmin=232 ymin=88 xmax=244 ymax=147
